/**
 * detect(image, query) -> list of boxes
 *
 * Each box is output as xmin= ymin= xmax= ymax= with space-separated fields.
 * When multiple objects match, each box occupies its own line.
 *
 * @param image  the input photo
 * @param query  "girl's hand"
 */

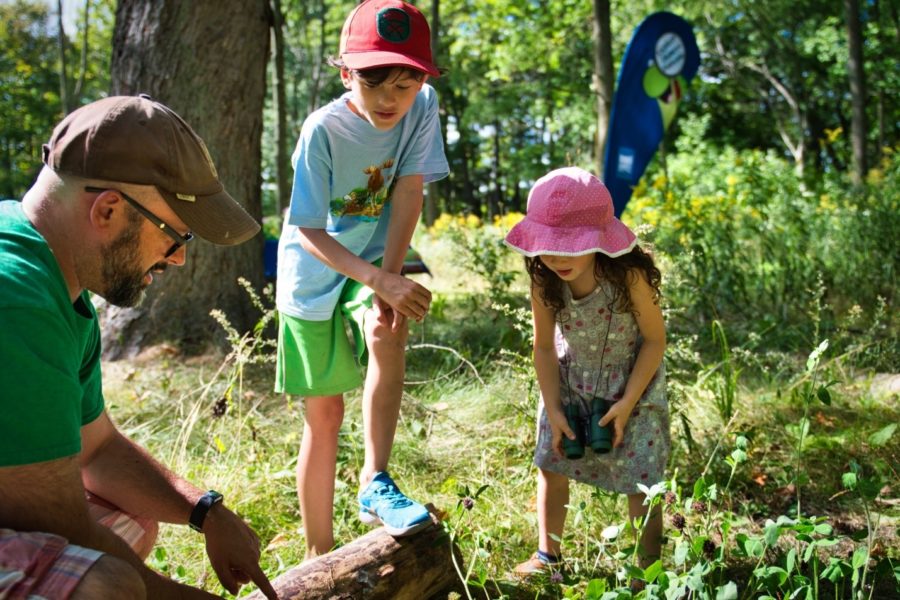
xmin=546 ymin=407 xmax=576 ymax=457
xmin=598 ymin=401 xmax=637 ymax=448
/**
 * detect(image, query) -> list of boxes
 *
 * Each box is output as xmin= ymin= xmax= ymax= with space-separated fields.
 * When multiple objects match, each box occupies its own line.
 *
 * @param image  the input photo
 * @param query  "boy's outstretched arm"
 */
xmin=297 ymin=224 xmax=431 ymax=324
xmin=380 ymin=174 xmax=430 ymax=330
xmin=381 ymin=174 xmax=424 ymax=274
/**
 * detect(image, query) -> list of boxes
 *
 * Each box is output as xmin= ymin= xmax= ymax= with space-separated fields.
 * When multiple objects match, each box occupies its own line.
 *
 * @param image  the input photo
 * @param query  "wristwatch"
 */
xmin=189 ymin=490 xmax=224 ymax=532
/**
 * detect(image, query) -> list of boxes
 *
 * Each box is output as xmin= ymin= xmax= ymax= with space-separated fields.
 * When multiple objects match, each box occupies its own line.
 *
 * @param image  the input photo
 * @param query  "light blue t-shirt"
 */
xmin=276 ymin=83 xmax=449 ymax=320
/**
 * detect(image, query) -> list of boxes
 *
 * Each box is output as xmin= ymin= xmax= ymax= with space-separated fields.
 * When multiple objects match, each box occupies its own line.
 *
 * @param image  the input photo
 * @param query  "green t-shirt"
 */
xmin=0 ymin=200 xmax=104 ymax=466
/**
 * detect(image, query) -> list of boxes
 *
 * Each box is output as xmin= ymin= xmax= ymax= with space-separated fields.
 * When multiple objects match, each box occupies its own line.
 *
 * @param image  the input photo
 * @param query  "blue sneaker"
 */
xmin=358 ymin=472 xmax=431 ymax=536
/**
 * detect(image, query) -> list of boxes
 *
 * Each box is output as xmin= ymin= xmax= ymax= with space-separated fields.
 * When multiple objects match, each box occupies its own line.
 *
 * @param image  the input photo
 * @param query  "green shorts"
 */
xmin=275 ymin=276 xmax=374 ymax=397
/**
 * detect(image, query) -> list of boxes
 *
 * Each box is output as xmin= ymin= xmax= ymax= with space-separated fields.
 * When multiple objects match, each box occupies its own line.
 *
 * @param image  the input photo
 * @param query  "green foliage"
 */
xmin=256 ymin=0 xmax=900 ymax=219
xmin=15 ymin=0 xmax=888 ymax=595
xmin=0 ymin=1 xmax=62 ymax=198
xmin=629 ymin=123 xmax=898 ymax=371
xmin=0 ymin=0 xmax=113 ymax=200
xmin=439 ymin=216 xmax=521 ymax=303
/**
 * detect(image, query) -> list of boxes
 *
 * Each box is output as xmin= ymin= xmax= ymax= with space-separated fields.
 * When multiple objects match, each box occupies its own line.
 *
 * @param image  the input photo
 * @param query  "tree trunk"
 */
xmin=591 ymin=0 xmax=613 ymax=178
xmin=104 ymin=0 xmax=270 ymax=358
xmin=424 ymin=0 xmax=441 ymax=227
xmin=56 ymin=0 xmax=70 ymax=114
xmin=845 ymin=0 xmax=867 ymax=184
xmin=243 ymin=523 xmax=462 ymax=600
xmin=307 ymin=0 xmax=327 ymax=116
xmin=490 ymin=116 xmax=502 ymax=219
xmin=447 ymin=95 xmax=478 ymax=216
xmin=71 ymin=0 xmax=90 ymax=104
xmin=272 ymin=0 xmax=290 ymax=215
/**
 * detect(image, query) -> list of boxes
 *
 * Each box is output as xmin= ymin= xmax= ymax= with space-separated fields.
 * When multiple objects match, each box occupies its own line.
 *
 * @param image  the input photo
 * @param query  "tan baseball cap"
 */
xmin=42 ymin=94 xmax=260 ymax=245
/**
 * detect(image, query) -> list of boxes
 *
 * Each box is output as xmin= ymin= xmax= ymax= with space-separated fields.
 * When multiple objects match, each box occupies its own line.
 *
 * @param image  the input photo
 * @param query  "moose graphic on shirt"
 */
xmin=330 ymin=159 xmax=396 ymax=220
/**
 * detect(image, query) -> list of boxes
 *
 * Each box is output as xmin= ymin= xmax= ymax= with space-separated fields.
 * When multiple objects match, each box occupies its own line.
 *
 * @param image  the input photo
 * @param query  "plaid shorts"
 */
xmin=0 ymin=492 xmax=153 ymax=599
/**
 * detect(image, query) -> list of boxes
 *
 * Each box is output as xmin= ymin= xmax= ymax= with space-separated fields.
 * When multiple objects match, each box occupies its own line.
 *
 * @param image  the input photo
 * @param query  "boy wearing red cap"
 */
xmin=275 ymin=0 xmax=448 ymax=557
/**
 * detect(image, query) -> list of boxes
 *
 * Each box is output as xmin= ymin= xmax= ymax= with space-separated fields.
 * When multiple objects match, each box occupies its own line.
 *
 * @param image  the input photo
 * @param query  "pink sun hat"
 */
xmin=504 ymin=167 xmax=637 ymax=258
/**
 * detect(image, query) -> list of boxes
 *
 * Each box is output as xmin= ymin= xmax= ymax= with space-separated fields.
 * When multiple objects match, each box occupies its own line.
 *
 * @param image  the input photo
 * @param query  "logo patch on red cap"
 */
xmin=377 ymin=7 xmax=411 ymax=43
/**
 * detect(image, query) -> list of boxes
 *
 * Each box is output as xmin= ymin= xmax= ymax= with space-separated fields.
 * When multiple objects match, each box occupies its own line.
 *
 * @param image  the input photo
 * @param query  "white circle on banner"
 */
xmin=655 ymin=32 xmax=686 ymax=77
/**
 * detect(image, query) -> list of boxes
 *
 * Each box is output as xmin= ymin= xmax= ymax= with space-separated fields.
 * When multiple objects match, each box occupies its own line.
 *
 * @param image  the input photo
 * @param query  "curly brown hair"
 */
xmin=525 ymin=246 xmax=662 ymax=321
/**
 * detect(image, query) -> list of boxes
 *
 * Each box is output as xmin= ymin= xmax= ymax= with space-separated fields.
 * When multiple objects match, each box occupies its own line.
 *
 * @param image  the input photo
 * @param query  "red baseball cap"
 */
xmin=339 ymin=0 xmax=439 ymax=77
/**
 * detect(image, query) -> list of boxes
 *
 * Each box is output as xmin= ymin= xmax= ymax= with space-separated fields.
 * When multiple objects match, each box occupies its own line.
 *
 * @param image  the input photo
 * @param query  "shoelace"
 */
xmin=369 ymin=483 xmax=413 ymax=508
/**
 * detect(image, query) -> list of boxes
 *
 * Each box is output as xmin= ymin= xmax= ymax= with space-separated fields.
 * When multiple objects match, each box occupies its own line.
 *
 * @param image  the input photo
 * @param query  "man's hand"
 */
xmin=372 ymin=270 xmax=431 ymax=324
xmin=546 ymin=406 xmax=576 ymax=457
xmin=202 ymin=505 xmax=278 ymax=600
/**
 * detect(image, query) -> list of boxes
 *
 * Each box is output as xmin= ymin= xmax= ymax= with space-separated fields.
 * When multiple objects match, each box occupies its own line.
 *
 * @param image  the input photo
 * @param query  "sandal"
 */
xmin=512 ymin=552 xmax=562 ymax=578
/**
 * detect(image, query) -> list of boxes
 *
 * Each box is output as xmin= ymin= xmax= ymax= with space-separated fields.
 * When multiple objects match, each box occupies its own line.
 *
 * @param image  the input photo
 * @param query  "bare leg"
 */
xmin=627 ymin=493 xmax=663 ymax=567
xmin=132 ymin=520 xmax=158 ymax=560
xmin=537 ymin=468 xmax=569 ymax=557
xmin=296 ymin=394 xmax=344 ymax=558
xmin=71 ymin=554 xmax=146 ymax=600
xmin=359 ymin=309 xmax=408 ymax=487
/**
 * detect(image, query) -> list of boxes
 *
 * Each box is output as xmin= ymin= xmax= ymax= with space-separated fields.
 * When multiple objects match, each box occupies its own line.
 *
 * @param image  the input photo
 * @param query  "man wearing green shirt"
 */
xmin=0 ymin=95 xmax=277 ymax=600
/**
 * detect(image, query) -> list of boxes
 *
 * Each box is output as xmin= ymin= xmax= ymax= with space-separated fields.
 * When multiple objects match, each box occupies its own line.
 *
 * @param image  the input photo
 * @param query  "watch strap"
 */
xmin=189 ymin=490 xmax=223 ymax=532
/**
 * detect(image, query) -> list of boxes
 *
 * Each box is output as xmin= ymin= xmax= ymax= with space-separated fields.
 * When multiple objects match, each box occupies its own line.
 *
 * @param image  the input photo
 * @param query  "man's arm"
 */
xmin=79 ymin=411 xmax=277 ymax=599
xmin=0 ymin=451 xmax=209 ymax=599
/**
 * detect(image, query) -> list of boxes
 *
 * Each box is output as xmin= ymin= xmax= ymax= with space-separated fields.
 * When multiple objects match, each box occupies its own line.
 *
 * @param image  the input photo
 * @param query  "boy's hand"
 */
xmin=598 ymin=401 xmax=636 ymax=448
xmin=372 ymin=271 xmax=431 ymax=323
xmin=546 ymin=407 xmax=576 ymax=457
xmin=373 ymin=295 xmax=405 ymax=332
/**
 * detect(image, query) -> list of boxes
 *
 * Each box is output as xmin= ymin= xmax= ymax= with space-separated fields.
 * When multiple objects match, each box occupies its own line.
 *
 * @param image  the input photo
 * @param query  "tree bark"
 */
xmin=244 ymin=523 xmax=462 ymax=600
xmin=845 ymin=0 xmax=867 ymax=184
xmin=272 ymin=0 xmax=290 ymax=215
xmin=591 ymin=0 xmax=613 ymax=178
xmin=105 ymin=0 xmax=270 ymax=358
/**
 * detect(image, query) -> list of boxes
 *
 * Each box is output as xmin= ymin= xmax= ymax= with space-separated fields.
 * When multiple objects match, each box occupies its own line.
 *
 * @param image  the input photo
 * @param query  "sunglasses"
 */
xmin=85 ymin=186 xmax=194 ymax=258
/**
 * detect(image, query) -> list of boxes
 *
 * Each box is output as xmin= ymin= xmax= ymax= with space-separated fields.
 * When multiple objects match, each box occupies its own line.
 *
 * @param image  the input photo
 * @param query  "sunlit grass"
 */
xmin=100 ymin=154 xmax=900 ymax=597
xmin=102 ymin=292 xmax=899 ymax=598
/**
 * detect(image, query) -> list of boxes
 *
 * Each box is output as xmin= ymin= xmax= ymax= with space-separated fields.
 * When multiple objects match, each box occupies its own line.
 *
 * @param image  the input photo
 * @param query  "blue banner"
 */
xmin=603 ymin=12 xmax=700 ymax=216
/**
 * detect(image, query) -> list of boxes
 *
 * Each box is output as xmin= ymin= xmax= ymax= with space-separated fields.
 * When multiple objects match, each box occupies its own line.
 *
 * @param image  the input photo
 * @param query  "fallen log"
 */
xmin=246 ymin=517 xmax=462 ymax=600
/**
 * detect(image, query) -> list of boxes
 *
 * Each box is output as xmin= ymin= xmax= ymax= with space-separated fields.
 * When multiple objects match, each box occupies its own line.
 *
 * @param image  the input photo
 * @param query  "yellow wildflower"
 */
xmin=464 ymin=214 xmax=482 ymax=229
xmin=824 ymin=127 xmax=843 ymax=144
xmin=651 ymin=174 xmax=668 ymax=190
xmin=866 ymin=169 xmax=883 ymax=185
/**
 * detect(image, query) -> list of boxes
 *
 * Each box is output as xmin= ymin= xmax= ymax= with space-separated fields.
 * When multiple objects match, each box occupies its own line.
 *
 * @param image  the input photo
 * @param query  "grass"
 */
xmin=99 ymin=203 xmax=900 ymax=598
xmin=101 ymin=279 xmax=899 ymax=599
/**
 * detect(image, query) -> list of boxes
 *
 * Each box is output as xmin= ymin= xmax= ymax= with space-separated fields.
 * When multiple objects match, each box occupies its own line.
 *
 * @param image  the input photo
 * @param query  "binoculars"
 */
xmin=561 ymin=398 xmax=613 ymax=459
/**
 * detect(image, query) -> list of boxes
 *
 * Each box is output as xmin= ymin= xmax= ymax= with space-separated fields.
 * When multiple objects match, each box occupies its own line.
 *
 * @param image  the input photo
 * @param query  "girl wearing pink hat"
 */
xmin=504 ymin=167 xmax=669 ymax=578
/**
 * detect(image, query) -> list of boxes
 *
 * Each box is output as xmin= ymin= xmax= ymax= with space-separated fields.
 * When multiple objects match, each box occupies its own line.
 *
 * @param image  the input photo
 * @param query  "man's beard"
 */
xmin=100 ymin=223 xmax=166 ymax=307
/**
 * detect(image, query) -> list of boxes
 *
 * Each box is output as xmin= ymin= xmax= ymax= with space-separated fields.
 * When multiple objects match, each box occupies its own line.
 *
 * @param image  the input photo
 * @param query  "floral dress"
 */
xmin=533 ymin=282 xmax=670 ymax=494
